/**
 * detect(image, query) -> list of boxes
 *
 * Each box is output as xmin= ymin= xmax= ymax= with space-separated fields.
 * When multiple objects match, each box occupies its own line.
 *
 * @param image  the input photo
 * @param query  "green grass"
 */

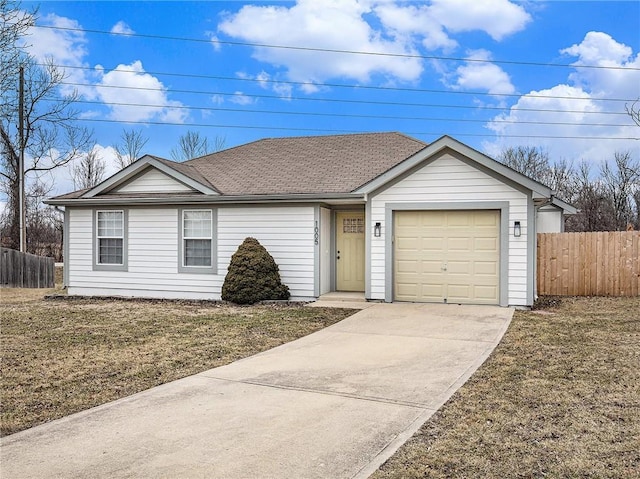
xmin=0 ymin=288 xmax=355 ymax=436
xmin=373 ymin=296 xmax=640 ymax=479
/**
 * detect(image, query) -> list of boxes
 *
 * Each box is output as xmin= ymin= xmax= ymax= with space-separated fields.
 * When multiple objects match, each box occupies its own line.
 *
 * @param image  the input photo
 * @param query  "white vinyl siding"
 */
xmin=218 ymin=207 xmax=316 ymax=300
xmin=370 ymin=153 xmax=530 ymax=306
xmin=66 ymin=205 xmax=316 ymax=301
xmin=113 ymin=167 xmax=195 ymax=193
xmin=537 ymin=207 xmax=563 ymax=233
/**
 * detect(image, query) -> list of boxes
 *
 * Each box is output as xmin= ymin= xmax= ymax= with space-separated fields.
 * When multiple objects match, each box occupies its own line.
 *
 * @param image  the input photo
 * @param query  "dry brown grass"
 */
xmin=0 ymin=288 xmax=355 ymax=436
xmin=374 ymin=296 xmax=640 ymax=479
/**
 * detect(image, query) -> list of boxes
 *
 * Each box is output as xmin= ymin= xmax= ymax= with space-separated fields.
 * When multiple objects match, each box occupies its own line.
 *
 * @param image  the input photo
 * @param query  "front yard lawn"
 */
xmin=374 ymin=296 xmax=640 ymax=479
xmin=0 ymin=288 xmax=355 ymax=436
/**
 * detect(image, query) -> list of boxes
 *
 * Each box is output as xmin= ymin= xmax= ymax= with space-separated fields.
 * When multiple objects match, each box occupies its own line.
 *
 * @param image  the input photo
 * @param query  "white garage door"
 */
xmin=394 ymin=210 xmax=500 ymax=305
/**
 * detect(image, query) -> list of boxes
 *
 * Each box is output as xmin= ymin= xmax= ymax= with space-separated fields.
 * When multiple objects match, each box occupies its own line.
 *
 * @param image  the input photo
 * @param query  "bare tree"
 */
xmin=625 ymin=99 xmax=640 ymax=127
xmin=0 ymin=0 xmax=34 ymax=100
xmin=170 ymin=130 xmax=226 ymax=161
xmin=498 ymin=145 xmax=578 ymax=203
xmin=113 ymin=128 xmax=148 ymax=168
xmin=72 ymin=147 xmax=106 ymax=190
xmin=499 ymin=145 xmax=552 ymax=184
xmin=601 ymin=151 xmax=640 ymax=230
xmin=1 ymin=51 xmax=93 ymax=250
xmin=25 ymin=179 xmax=62 ymax=257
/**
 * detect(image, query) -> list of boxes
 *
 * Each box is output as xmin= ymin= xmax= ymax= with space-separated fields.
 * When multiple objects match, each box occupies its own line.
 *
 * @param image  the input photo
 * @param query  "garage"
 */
xmin=394 ymin=210 xmax=500 ymax=305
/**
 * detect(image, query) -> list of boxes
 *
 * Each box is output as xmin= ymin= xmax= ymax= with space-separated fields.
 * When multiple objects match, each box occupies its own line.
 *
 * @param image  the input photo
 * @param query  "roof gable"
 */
xmin=110 ymin=167 xmax=196 ymax=194
xmin=82 ymin=155 xmax=219 ymax=198
xmin=358 ymin=135 xmax=553 ymax=199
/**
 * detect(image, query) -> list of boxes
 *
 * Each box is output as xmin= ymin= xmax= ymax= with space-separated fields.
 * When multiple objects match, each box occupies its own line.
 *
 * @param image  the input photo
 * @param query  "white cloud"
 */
xmin=218 ymin=0 xmax=423 ymax=85
xmin=27 ymin=14 xmax=87 ymax=67
xmin=229 ymin=91 xmax=256 ymax=105
xmin=561 ymin=31 xmax=640 ymax=99
xmin=110 ymin=21 xmax=135 ymax=35
xmin=429 ymin=0 xmax=531 ymax=41
xmin=26 ymin=15 xmax=184 ymax=124
xmin=211 ymin=94 xmax=225 ymax=105
xmin=26 ymin=13 xmax=95 ymax=98
xmin=206 ymin=32 xmax=222 ymax=52
xmin=483 ymin=32 xmax=640 ymax=163
xmin=95 ymin=61 xmax=188 ymax=123
xmin=216 ymin=0 xmax=532 ymax=90
xmin=374 ymin=3 xmax=457 ymax=52
xmin=451 ymin=49 xmax=515 ymax=95
xmin=252 ymin=70 xmax=293 ymax=98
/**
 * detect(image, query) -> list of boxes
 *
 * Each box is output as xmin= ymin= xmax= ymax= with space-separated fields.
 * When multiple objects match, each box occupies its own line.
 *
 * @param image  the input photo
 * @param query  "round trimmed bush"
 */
xmin=221 ymin=237 xmax=290 ymax=304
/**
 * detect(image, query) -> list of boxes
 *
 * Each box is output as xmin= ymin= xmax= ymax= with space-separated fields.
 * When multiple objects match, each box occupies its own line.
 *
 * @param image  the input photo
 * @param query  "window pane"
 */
xmin=99 ymin=238 xmax=123 ymax=264
xmin=184 ymin=210 xmax=211 ymax=238
xmin=185 ymin=239 xmax=211 ymax=266
xmin=98 ymin=211 xmax=123 ymax=237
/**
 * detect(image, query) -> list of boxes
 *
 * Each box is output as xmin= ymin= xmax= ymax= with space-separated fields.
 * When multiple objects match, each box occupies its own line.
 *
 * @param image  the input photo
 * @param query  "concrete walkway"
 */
xmin=1 ymin=303 xmax=513 ymax=479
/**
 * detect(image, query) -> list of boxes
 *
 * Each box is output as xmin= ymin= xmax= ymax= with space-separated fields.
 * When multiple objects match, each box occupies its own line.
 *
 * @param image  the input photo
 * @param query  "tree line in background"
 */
xmin=499 ymin=146 xmax=640 ymax=232
xmin=0 ymin=0 xmax=638 ymax=260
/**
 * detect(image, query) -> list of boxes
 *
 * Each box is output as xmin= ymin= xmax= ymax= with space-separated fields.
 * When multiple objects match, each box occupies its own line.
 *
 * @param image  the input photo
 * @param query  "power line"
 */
xmin=42 ymin=63 xmax=635 ymax=103
xmin=69 ymin=99 xmax=635 ymax=128
xmin=75 ymin=117 xmax=638 ymax=141
xmin=33 ymin=24 xmax=640 ymax=72
xmin=58 ymin=81 xmax=631 ymax=116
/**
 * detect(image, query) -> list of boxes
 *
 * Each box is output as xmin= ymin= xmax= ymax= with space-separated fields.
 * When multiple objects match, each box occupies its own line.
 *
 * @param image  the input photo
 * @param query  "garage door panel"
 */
xmin=395 ymin=282 xmax=418 ymax=299
xmin=396 ymin=236 xmax=420 ymax=251
xmin=448 ymin=237 xmax=472 ymax=251
xmin=394 ymin=210 xmax=499 ymax=305
xmin=475 ymin=237 xmax=499 ymax=252
xmin=474 ymin=286 xmax=499 ymax=303
xmin=447 ymin=261 xmax=471 ymax=274
xmin=396 ymin=260 xmax=419 ymax=274
xmin=447 ymin=214 xmax=472 ymax=227
xmin=420 ymin=211 xmax=446 ymax=227
xmin=422 ymin=260 xmax=443 ymax=273
xmin=422 ymin=237 xmax=445 ymax=251
xmin=475 ymin=261 xmax=498 ymax=275
xmin=474 ymin=212 xmax=500 ymax=227
xmin=396 ymin=213 xmax=421 ymax=227
xmin=447 ymin=284 xmax=471 ymax=300
xmin=419 ymin=284 xmax=445 ymax=301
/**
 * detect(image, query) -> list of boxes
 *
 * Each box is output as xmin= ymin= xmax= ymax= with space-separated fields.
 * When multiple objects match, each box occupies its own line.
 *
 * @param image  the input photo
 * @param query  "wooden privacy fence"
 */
xmin=537 ymin=232 xmax=640 ymax=297
xmin=0 ymin=247 xmax=55 ymax=288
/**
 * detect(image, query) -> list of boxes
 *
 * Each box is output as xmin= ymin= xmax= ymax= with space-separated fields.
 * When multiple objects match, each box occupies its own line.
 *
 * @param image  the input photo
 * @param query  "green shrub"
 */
xmin=221 ymin=237 xmax=290 ymax=304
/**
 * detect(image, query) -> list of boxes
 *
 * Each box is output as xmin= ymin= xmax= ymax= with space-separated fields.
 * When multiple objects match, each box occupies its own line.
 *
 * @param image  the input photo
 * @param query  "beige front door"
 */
xmin=336 ymin=211 xmax=365 ymax=291
xmin=394 ymin=210 xmax=500 ymax=304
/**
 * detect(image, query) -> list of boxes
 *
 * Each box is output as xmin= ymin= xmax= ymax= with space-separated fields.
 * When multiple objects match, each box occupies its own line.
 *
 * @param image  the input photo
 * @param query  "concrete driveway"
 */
xmin=1 ymin=303 xmax=513 ymax=479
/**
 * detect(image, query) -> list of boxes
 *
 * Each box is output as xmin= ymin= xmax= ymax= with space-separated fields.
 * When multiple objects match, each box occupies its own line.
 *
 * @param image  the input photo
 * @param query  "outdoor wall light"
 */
xmin=514 ymin=221 xmax=522 ymax=238
xmin=374 ymin=222 xmax=382 ymax=237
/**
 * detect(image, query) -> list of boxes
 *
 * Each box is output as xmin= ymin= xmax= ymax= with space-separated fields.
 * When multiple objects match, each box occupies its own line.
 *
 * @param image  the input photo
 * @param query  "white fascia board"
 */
xmin=45 ymin=192 xmax=364 ymax=207
xmin=82 ymin=155 xmax=218 ymax=198
xmin=551 ymin=196 xmax=578 ymax=215
xmin=356 ymin=135 xmax=553 ymax=199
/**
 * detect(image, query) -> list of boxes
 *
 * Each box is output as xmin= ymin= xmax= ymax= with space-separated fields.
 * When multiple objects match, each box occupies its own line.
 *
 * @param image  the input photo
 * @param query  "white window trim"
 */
xmin=178 ymin=208 xmax=217 ymax=274
xmin=93 ymin=209 xmax=128 ymax=272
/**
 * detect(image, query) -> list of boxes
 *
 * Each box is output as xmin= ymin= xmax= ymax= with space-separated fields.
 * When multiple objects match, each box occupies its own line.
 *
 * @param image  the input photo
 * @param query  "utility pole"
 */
xmin=18 ymin=65 xmax=26 ymax=253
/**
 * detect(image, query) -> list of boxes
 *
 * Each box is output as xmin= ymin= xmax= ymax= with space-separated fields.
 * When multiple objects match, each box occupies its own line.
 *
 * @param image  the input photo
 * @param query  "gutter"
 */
xmin=45 ymin=192 xmax=366 ymax=207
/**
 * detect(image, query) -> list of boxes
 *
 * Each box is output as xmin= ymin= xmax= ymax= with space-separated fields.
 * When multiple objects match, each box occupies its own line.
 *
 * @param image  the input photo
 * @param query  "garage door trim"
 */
xmin=384 ymin=202 xmax=509 ymax=306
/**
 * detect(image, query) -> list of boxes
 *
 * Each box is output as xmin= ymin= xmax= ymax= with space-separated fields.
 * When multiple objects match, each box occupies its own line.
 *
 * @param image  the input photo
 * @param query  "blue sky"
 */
xmin=18 ymin=0 xmax=640 ymax=196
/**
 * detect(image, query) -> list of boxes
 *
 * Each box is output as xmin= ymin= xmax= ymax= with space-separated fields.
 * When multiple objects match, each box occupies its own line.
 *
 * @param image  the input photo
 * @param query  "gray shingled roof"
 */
xmin=50 ymin=132 xmax=428 ymax=201
xmin=150 ymin=156 xmax=219 ymax=193
xmin=185 ymin=132 xmax=427 ymax=195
